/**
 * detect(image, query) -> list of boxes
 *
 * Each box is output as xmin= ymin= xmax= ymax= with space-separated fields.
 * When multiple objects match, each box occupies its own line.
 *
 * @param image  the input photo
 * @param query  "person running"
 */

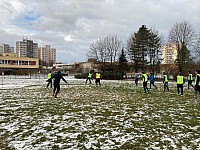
xmin=85 ymin=71 xmax=93 ymax=84
xmin=48 ymin=71 xmax=68 ymax=98
xmin=187 ymin=71 xmax=193 ymax=89
xmin=176 ymin=72 xmax=185 ymax=96
xmin=95 ymin=71 xmax=102 ymax=87
xmin=194 ymin=70 xmax=200 ymax=103
xmin=149 ymin=72 xmax=157 ymax=89
xmin=163 ymin=72 xmax=169 ymax=92
xmin=46 ymin=71 xmax=52 ymax=88
xmin=142 ymin=71 xmax=149 ymax=93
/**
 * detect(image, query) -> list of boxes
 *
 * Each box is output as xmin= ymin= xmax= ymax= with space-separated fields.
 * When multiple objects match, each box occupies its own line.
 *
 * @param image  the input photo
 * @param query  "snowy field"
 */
xmin=0 ymin=75 xmax=200 ymax=149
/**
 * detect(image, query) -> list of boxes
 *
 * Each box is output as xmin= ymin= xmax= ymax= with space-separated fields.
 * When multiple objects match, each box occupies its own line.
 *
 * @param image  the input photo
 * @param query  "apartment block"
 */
xmin=0 ymin=44 xmax=14 ymax=54
xmin=16 ymin=38 xmax=38 ymax=58
xmin=38 ymin=45 xmax=56 ymax=66
xmin=161 ymin=42 xmax=178 ymax=64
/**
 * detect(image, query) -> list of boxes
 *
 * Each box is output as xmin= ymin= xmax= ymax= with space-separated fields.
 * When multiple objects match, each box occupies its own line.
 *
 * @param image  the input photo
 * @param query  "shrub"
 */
xmin=102 ymin=72 xmax=124 ymax=80
xmin=74 ymin=73 xmax=87 ymax=79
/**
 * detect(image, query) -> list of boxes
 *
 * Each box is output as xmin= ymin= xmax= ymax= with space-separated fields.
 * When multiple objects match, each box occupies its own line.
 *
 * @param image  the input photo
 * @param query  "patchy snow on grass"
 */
xmin=0 ymin=76 xmax=200 ymax=149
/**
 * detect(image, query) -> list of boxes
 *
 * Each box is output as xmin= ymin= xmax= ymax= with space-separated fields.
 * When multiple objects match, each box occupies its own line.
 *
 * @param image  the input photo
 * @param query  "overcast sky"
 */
xmin=0 ymin=0 xmax=200 ymax=63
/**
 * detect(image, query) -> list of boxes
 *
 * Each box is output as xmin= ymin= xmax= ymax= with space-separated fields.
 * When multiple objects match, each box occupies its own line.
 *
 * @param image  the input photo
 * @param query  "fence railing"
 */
xmin=0 ymin=74 xmax=47 ymax=79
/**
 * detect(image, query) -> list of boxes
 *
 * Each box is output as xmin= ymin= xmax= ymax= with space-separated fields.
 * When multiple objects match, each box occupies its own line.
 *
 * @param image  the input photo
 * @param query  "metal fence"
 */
xmin=0 ymin=74 xmax=47 ymax=79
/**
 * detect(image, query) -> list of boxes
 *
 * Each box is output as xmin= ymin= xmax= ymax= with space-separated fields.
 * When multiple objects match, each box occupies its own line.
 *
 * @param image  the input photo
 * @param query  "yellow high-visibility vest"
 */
xmin=188 ymin=74 xmax=193 ymax=80
xmin=96 ymin=73 xmax=101 ymax=79
xmin=177 ymin=75 xmax=184 ymax=84
xmin=164 ymin=75 xmax=168 ymax=82
xmin=48 ymin=73 xmax=51 ymax=79
xmin=88 ymin=73 xmax=93 ymax=78
xmin=142 ymin=74 xmax=148 ymax=82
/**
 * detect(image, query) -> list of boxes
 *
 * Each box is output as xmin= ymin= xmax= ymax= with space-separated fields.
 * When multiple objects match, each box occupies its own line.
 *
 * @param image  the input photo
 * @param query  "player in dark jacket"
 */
xmin=194 ymin=70 xmax=200 ymax=103
xmin=48 ymin=71 xmax=68 ymax=98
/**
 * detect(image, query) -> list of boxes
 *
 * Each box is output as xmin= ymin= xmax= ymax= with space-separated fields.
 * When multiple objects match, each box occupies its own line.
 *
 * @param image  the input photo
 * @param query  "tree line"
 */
xmin=87 ymin=21 xmax=200 ymax=75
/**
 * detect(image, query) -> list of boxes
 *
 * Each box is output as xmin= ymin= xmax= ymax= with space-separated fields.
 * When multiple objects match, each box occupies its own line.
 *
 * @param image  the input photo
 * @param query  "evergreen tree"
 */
xmin=176 ymin=43 xmax=192 ymax=71
xmin=118 ymin=48 xmax=128 ymax=75
xmin=148 ymin=30 xmax=161 ymax=72
xmin=127 ymin=25 xmax=161 ymax=72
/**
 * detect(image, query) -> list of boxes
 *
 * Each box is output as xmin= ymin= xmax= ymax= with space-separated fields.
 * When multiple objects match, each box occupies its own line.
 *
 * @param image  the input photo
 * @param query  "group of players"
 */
xmin=46 ymin=70 xmax=102 ymax=98
xmin=140 ymin=70 xmax=200 ymax=102
xmin=45 ymin=69 xmax=200 ymax=102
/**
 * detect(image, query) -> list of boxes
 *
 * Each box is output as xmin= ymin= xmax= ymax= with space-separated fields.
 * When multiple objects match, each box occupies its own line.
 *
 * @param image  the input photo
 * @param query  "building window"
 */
xmin=30 ymin=61 xmax=36 ymax=65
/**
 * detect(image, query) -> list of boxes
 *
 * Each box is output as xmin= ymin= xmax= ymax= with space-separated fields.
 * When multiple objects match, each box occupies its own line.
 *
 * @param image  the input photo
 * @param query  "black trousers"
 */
xmin=135 ymin=79 xmax=138 ymax=86
xmin=143 ymin=82 xmax=149 ymax=93
xmin=95 ymin=79 xmax=101 ymax=86
xmin=53 ymin=83 xmax=60 ymax=97
xmin=177 ymin=84 xmax=183 ymax=95
xmin=188 ymin=80 xmax=193 ymax=89
xmin=150 ymin=81 xmax=157 ymax=89
xmin=164 ymin=82 xmax=169 ymax=92
xmin=85 ymin=77 xmax=91 ymax=84
xmin=47 ymin=79 xmax=52 ymax=88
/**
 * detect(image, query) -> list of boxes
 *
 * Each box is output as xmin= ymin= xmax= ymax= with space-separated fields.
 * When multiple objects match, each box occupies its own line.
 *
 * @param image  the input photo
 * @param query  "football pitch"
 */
xmin=0 ymin=77 xmax=200 ymax=149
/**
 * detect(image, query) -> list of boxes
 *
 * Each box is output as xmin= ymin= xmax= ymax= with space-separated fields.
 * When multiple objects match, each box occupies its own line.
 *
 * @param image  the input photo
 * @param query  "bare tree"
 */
xmin=88 ymin=38 xmax=107 ymax=64
xmin=168 ymin=21 xmax=195 ymax=71
xmin=88 ymin=35 xmax=123 ymax=71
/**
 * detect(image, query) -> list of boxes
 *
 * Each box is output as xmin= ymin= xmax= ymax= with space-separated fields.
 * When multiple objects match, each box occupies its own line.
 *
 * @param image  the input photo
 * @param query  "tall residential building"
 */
xmin=0 ymin=44 xmax=14 ymax=54
xmin=161 ymin=42 xmax=178 ymax=64
xmin=38 ymin=45 xmax=56 ymax=66
xmin=16 ymin=38 xmax=38 ymax=58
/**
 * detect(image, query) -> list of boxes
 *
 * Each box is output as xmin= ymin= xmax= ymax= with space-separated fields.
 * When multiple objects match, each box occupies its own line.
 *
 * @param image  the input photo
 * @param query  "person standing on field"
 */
xmin=47 ymin=71 xmax=52 ymax=88
xmin=95 ymin=71 xmax=102 ymax=87
xmin=142 ymin=71 xmax=149 ymax=93
xmin=176 ymin=72 xmax=185 ymax=96
xmin=85 ymin=71 xmax=93 ymax=84
xmin=163 ymin=72 xmax=169 ymax=92
xmin=194 ymin=70 xmax=200 ymax=103
xmin=187 ymin=71 xmax=193 ymax=89
xmin=135 ymin=74 xmax=139 ymax=86
xmin=149 ymin=72 xmax=157 ymax=89
xmin=48 ymin=71 xmax=68 ymax=98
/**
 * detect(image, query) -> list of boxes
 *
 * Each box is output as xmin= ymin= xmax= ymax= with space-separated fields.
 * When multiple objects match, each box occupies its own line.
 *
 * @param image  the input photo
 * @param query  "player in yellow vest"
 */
xmin=95 ymin=71 xmax=102 ymax=87
xmin=194 ymin=70 xmax=200 ymax=103
xmin=176 ymin=72 xmax=185 ymax=95
xmin=142 ymin=71 xmax=149 ymax=93
xmin=187 ymin=71 xmax=193 ymax=89
xmin=85 ymin=71 xmax=93 ymax=84
xmin=163 ymin=72 xmax=169 ymax=92
xmin=47 ymin=71 xmax=52 ymax=88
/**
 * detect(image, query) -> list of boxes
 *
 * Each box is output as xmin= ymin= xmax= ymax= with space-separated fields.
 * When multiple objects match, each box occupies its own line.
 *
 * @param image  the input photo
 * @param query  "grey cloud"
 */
xmin=1 ymin=0 xmax=200 ymax=63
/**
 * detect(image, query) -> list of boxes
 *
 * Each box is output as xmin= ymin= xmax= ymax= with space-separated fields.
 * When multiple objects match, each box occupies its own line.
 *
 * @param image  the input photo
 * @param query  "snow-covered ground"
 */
xmin=0 ymin=75 xmax=200 ymax=149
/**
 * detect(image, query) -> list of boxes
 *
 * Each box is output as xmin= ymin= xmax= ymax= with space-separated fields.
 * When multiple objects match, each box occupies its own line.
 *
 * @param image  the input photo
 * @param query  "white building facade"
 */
xmin=38 ymin=45 xmax=56 ymax=66
xmin=162 ymin=42 xmax=178 ymax=64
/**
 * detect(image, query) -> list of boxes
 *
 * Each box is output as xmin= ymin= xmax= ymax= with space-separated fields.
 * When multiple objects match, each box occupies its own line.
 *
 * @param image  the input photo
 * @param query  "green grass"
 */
xmin=0 ymin=82 xmax=200 ymax=149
